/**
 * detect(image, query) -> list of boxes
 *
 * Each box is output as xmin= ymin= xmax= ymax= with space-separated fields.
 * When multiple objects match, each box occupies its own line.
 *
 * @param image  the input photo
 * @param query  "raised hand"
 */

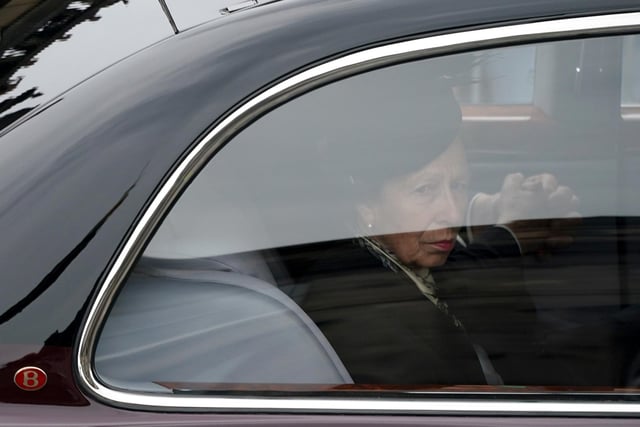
xmin=468 ymin=173 xmax=580 ymax=254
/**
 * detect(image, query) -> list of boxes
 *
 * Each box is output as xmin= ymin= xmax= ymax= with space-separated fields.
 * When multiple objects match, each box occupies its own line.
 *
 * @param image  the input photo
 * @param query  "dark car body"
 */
xmin=2 ymin=0 xmax=640 ymax=425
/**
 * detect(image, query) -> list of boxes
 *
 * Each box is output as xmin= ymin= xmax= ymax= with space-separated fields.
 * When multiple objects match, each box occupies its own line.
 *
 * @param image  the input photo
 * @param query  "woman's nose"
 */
xmin=433 ymin=186 xmax=465 ymax=228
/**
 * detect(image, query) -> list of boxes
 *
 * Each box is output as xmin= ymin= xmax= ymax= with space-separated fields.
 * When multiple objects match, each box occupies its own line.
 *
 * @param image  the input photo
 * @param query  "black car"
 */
xmin=2 ymin=0 xmax=640 ymax=425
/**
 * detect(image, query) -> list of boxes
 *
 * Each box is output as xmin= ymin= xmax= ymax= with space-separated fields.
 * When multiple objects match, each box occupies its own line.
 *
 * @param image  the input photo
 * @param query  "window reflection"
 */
xmin=456 ymin=46 xmax=536 ymax=105
xmin=0 ymin=0 xmax=171 ymax=132
xmin=97 ymin=34 xmax=640 ymax=394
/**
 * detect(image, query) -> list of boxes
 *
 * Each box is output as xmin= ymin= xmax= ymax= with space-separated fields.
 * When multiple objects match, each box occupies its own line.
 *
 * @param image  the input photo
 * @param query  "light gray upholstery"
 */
xmin=95 ymin=258 xmax=352 ymax=392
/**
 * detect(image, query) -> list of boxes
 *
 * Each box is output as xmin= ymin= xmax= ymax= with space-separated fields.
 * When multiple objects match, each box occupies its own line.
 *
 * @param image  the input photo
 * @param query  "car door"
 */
xmin=86 ymin=4 xmax=640 ymax=421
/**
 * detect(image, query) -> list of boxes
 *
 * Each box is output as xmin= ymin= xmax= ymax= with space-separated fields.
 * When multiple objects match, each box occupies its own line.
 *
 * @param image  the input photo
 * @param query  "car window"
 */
xmin=456 ymin=45 xmax=536 ymax=105
xmin=95 ymin=33 xmax=640 ymax=397
xmin=622 ymin=34 xmax=640 ymax=119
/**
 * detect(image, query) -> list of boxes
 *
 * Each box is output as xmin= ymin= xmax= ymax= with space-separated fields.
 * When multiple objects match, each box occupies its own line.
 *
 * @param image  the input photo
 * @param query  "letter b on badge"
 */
xmin=14 ymin=366 xmax=47 ymax=391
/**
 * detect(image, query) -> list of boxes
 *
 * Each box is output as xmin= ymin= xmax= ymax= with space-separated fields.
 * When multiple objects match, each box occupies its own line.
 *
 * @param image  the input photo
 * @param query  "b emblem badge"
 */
xmin=14 ymin=366 xmax=47 ymax=391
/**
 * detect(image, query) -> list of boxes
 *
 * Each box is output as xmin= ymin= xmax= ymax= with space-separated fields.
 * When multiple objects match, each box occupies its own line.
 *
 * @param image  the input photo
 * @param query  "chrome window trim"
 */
xmin=78 ymin=11 xmax=640 ymax=415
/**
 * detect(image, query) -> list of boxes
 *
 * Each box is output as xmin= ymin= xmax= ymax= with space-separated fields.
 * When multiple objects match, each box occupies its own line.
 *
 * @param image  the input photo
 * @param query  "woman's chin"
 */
xmin=414 ymin=252 xmax=449 ymax=268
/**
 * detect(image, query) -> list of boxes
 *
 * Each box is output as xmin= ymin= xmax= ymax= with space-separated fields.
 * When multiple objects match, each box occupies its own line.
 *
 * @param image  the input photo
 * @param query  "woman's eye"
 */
xmin=413 ymin=182 xmax=438 ymax=194
xmin=451 ymin=180 xmax=468 ymax=193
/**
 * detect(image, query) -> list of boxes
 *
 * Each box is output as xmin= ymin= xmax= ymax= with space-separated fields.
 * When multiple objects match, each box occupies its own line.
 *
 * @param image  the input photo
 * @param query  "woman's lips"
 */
xmin=427 ymin=239 xmax=455 ymax=252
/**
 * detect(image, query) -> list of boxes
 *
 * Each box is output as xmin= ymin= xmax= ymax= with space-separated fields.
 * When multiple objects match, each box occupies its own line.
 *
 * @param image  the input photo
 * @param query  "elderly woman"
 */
xmin=295 ymin=62 xmax=578 ymax=386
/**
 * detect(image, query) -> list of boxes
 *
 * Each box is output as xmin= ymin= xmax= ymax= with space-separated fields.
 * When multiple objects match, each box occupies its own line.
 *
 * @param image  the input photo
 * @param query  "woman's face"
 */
xmin=361 ymin=141 xmax=469 ymax=268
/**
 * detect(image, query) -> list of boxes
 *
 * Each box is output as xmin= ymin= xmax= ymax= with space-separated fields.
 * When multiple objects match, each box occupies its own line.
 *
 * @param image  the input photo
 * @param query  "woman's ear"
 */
xmin=357 ymin=204 xmax=375 ymax=230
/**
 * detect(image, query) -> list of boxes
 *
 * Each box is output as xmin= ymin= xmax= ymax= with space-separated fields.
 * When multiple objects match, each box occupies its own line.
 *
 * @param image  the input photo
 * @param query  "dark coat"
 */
xmin=296 ymin=227 xmax=532 ymax=385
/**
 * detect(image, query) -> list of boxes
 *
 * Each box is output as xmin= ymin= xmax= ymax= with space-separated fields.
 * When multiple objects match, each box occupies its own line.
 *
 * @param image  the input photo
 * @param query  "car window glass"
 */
xmin=456 ymin=45 xmax=536 ymax=105
xmin=95 ymin=34 xmax=640 ymax=396
xmin=622 ymin=34 xmax=640 ymax=119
